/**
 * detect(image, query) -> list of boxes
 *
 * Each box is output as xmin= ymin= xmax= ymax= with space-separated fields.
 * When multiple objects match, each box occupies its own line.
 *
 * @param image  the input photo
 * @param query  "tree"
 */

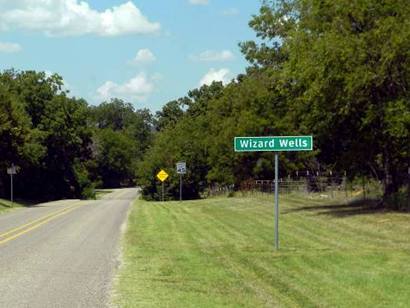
xmin=89 ymin=99 xmax=154 ymax=188
xmin=91 ymin=98 xmax=135 ymax=131
xmin=0 ymin=85 xmax=44 ymax=196
xmin=93 ymin=128 xmax=136 ymax=188
xmin=0 ymin=85 xmax=34 ymax=165
xmin=243 ymin=0 xmax=410 ymax=204
xmin=19 ymin=94 xmax=94 ymax=200
xmin=0 ymin=70 xmax=94 ymax=200
xmin=155 ymin=99 xmax=185 ymax=131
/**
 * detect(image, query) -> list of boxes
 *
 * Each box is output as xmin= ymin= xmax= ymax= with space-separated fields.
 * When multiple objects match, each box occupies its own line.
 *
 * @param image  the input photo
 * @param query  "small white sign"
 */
xmin=176 ymin=162 xmax=187 ymax=174
xmin=7 ymin=166 xmax=16 ymax=175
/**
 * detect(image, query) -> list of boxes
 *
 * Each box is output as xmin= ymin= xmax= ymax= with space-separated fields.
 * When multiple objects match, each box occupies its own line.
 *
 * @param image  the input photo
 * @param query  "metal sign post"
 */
xmin=176 ymin=162 xmax=187 ymax=201
xmin=156 ymin=169 xmax=169 ymax=202
xmin=179 ymin=174 xmax=182 ymax=201
xmin=274 ymin=153 xmax=279 ymax=250
xmin=10 ymin=172 xmax=14 ymax=207
xmin=7 ymin=164 xmax=17 ymax=207
xmin=234 ymin=136 xmax=313 ymax=250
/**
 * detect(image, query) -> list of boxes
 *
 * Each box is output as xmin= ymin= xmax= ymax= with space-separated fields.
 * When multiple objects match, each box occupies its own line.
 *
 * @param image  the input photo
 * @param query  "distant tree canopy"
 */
xmin=89 ymin=99 xmax=154 ymax=188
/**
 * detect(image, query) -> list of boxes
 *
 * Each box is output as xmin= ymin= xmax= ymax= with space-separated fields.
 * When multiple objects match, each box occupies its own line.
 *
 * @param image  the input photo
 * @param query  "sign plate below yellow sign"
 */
xmin=156 ymin=169 xmax=169 ymax=182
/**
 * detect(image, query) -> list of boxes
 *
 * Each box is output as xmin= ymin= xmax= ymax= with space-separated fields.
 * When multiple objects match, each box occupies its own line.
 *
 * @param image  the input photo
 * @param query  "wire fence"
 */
xmin=207 ymin=173 xmax=400 ymax=205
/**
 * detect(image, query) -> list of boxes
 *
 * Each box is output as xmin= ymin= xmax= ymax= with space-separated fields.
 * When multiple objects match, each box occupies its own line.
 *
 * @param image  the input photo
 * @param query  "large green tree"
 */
xmin=0 ymin=70 xmax=94 ymax=200
xmin=0 ymin=85 xmax=44 ymax=197
xmin=242 ymin=0 xmax=410 ymax=203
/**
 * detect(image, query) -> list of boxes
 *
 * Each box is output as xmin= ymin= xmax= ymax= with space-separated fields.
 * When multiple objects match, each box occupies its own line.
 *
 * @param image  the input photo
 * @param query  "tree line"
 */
xmin=0 ymin=70 xmax=153 ymax=201
xmin=0 ymin=0 xmax=408 ymax=207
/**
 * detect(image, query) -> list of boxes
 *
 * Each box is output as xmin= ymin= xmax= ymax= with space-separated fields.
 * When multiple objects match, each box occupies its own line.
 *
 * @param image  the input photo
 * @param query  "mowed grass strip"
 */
xmin=115 ymin=195 xmax=410 ymax=307
xmin=0 ymin=198 xmax=27 ymax=213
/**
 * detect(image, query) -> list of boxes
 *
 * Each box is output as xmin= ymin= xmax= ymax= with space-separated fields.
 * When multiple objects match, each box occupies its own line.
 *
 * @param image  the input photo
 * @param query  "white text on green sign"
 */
xmin=234 ymin=136 xmax=313 ymax=152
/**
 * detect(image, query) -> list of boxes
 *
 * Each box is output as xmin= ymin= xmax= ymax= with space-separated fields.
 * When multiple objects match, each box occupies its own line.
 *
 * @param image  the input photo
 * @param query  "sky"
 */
xmin=0 ymin=0 xmax=261 ymax=111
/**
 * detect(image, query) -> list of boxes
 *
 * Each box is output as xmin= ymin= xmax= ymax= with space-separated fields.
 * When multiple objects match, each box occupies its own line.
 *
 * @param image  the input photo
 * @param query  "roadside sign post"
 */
xmin=176 ymin=162 xmax=187 ymax=201
xmin=7 ymin=164 xmax=17 ymax=207
xmin=234 ymin=136 xmax=313 ymax=250
xmin=11 ymin=171 xmax=13 ymax=206
xmin=156 ymin=170 xmax=169 ymax=202
xmin=274 ymin=153 xmax=279 ymax=249
xmin=179 ymin=174 xmax=182 ymax=201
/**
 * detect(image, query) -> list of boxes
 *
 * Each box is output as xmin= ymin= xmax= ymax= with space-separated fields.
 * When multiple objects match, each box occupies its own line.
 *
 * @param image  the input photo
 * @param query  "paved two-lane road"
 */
xmin=0 ymin=188 xmax=138 ymax=308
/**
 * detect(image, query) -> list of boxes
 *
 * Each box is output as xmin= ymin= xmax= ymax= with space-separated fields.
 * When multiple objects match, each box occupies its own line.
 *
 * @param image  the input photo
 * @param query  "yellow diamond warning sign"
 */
xmin=156 ymin=169 xmax=169 ymax=182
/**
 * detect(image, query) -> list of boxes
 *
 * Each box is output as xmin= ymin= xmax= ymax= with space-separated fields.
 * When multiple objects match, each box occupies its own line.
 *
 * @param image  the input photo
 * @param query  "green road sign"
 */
xmin=234 ymin=135 xmax=313 ymax=250
xmin=234 ymin=136 xmax=313 ymax=152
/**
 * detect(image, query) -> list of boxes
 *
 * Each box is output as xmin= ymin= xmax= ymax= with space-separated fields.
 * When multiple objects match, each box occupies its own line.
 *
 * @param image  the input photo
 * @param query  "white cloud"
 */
xmin=189 ymin=0 xmax=208 ymax=5
xmin=0 ymin=41 xmax=22 ymax=53
xmin=191 ymin=50 xmax=235 ymax=62
xmin=199 ymin=68 xmax=231 ymax=86
xmin=130 ymin=48 xmax=156 ymax=65
xmin=97 ymin=73 xmax=155 ymax=102
xmin=0 ymin=1 xmax=160 ymax=37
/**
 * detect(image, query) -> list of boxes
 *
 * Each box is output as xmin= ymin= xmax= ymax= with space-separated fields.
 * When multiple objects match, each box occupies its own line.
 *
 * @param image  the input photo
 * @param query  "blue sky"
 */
xmin=0 ymin=0 xmax=261 ymax=111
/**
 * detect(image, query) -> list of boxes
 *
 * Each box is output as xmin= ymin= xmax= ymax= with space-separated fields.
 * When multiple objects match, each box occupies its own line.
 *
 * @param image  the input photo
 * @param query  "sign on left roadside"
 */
xmin=7 ymin=166 xmax=16 ymax=175
xmin=7 ymin=164 xmax=17 ymax=206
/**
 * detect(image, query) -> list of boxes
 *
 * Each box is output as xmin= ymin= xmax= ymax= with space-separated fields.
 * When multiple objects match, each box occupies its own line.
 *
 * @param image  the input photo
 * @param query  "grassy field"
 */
xmin=114 ymin=194 xmax=410 ymax=307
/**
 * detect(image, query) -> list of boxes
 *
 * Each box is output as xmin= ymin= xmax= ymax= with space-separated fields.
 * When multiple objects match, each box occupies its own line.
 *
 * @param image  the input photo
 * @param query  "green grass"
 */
xmin=115 ymin=194 xmax=410 ymax=307
xmin=0 ymin=198 xmax=29 ymax=213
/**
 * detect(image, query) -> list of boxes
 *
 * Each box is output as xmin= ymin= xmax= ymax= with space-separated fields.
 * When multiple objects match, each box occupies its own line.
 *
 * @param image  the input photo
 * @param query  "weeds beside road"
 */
xmin=0 ymin=198 xmax=27 ymax=213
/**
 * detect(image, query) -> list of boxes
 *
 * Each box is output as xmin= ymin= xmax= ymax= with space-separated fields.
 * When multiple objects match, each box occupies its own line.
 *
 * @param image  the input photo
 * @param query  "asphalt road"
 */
xmin=0 ymin=188 xmax=138 ymax=308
